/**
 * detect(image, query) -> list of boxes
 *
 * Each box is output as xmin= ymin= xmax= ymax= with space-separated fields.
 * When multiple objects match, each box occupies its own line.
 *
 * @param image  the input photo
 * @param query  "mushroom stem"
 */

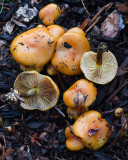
xmin=27 ymin=88 xmax=38 ymax=96
xmin=96 ymin=43 xmax=107 ymax=67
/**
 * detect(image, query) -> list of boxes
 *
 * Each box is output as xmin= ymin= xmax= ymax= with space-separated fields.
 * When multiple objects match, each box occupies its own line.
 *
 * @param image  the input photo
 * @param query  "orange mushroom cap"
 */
xmin=47 ymin=25 xmax=65 ymax=39
xmin=73 ymin=110 xmax=110 ymax=150
xmin=51 ymin=32 xmax=90 ymax=75
xmin=65 ymin=126 xmax=85 ymax=151
xmin=39 ymin=3 xmax=61 ymax=26
xmin=10 ymin=27 xmax=57 ymax=72
xmin=66 ymin=27 xmax=85 ymax=37
xmin=63 ymin=79 xmax=97 ymax=109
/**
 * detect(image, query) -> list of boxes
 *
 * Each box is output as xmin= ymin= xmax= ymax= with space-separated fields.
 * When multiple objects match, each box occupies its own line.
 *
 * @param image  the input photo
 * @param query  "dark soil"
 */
xmin=0 ymin=0 xmax=128 ymax=160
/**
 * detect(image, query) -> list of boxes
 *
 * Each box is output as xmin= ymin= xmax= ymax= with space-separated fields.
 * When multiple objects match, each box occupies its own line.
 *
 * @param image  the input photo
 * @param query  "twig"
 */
xmin=88 ymin=2 xmax=113 ymax=26
xmin=57 ymin=73 xmax=65 ymax=90
xmin=80 ymin=0 xmax=90 ymax=17
xmin=106 ymin=79 xmax=128 ymax=103
xmin=85 ymin=16 xmax=101 ymax=35
xmin=54 ymin=105 xmax=74 ymax=134
xmin=113 ymin=119 xmax=128 ymax=145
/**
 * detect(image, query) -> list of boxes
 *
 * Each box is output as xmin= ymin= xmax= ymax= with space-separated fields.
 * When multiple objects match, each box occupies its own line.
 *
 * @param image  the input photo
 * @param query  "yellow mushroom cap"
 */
xmin=47 ymin=25 xmax=65 ymax=39
xmin=14 ymin=71 xmax=60 ymax=111
xmin=66 ymin=27 xmax=85 ymax=37
xmin=65 ymin=126 xmax=85 ymax=151
xmin=114 ymin=108 xmax=123 ymax=117
xmin=51 ymin=32 xmax=91 ymax=75
xmin=63 ymin=79 xmax=97 ymax=109
xmin=46 ymin=63 xmax=58 ymax=76
xmin=10 ymin=28 xmax=57 ymax=71
xmin=80 ymin=51 xmax=118 ymax=84
xmin=73 ymin=110 xmax=110 ymax=150
xmin=39 ymin=3 xmax=61 ymax=26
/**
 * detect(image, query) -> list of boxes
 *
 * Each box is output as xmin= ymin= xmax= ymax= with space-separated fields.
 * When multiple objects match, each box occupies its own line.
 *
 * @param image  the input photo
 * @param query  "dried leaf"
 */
xmin=88 ymin=128 xmax=99 ymax=136
xmin=100 ymin=10 xmax=125 ymax=39
xmin=117 ymin=67 xmax=128 ymax=76
xmin=115 ymin=3 xmax=128 ymax=14
xmin=80 ymin=18 xmax=89 ymax=30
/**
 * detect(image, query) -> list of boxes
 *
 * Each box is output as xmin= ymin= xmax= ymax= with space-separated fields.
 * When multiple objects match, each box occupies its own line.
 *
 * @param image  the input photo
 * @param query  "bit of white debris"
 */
xmin=100 ymin=10 xmax=125 ymax=39
xmin=3 ymin=17 xmax=15 ymax=34
xmin=15 ymin=4 xmax=38 ymax=22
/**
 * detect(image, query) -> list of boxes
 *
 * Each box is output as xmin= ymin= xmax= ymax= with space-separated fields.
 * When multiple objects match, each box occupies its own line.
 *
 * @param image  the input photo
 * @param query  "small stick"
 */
xmin=106 ymin=79 xmax=128 ymax=103
xmin=113 ymin=119 xmax=128 ymax=145
xmin=57 ymin=73 xmax=65 ymax=90
xmin=54 ymin=105 xmax=74 ymax=134
xmin=85 ymin=16 xmax=101 ymax=35
xmin=88 ymin=2 xmax=113 ymax=26
xmin=80 ymin=0 xmax=90 ymax=17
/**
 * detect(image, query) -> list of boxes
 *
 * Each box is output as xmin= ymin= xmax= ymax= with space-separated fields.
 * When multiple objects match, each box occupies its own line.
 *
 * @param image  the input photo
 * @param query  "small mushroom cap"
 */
xmin=65 ymin=126 xmax=85 ymax=151
xmin=63 ymin=79 xmax=97 ymax=109
xmin=66 ymin=27 xmax=85 ymax=37
xmin=39 ymin=3 xmax=61 ymax=26
xmin=51 ymin=32 xmax=91 ymax=75
xmin=47 ymin=25 xmax=65 ymax=39
xmin=46 ymin=63 xmax=58 ymax=76
xmin=115 ymin=108 xmax=123 ymax=117
xmin=14 ymin=71 xmax=60 ymax=111
xmin=80 ymin=51 xmax=118 ymax=84
xmin=73 ymin=110 xmax=110 ymax=150
xmin=67 ymin=107 xmax=79 ymax=120
xmin=10 ymin=28 xmax=57 ymax=70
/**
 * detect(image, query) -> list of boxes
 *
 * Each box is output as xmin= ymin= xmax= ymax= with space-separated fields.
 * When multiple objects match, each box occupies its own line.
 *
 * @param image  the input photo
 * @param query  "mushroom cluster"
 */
xmin=9 ymin=3 xmax=118 ymax=153
xmin=65 ymin=111 xmax=110 ymax=151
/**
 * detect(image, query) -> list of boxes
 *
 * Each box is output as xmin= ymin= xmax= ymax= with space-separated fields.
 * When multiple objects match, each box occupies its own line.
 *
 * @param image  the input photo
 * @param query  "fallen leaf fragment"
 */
xmin=100 ymin=10 xmax=125 ymax=39
xmin=115 ymin=3 xmax=128 ymax=14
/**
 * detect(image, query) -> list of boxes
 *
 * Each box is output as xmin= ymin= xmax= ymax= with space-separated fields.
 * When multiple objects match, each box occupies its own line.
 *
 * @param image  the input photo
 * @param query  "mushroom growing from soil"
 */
xmin=73 ymin=110 xmax=110 ymax=150
xmin=65 ymin=126 xmax=85 ymax=151
xmin=10 ymin=27 xmax=57 ymax=72
xmin=80 ymin=43 xmax=118 ymax=84
xmin=63 ymin=79 xmax=97 ymax=119
xmin=51 ymin=31 xmax=91 ymax=76
xmin=14 ymin=71 xmax=60 ymax=111
xmin=39 ymin=3 xmax=61 ymax=26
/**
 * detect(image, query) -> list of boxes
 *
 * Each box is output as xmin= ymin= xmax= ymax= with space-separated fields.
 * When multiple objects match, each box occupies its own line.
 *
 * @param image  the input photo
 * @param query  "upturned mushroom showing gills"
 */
xmin=63 ymin=79 xmax=97 ymax=118
xmin=51 ymin=31 xmax=91 ymax=76
xmin=39 ymin=3 xmax=61 ymax=26
xmin=10 ymin=28 xmax=57 ymax=72
xmin=65 ymin=126 xmax=85 ymax=151
xmin=14 ymin=71 xmax=60 ymax=111
xmin=73 ymin=111 xmax=110 ymax=150
xmin=80 ymin=43 xmax=118 ymax=84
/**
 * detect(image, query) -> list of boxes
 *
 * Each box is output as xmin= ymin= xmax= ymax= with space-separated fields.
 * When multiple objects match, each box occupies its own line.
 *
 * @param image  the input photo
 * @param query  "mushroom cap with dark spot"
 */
xmin=63 ymin=79 xmax=97 ymax=109
xmin=80 ymin=51 xmax=118 ymax=84
xmin=14 ymin=71 xmax=60 ymax=111
xmin=39 ymin=3 xmax=61 ymax=26
xmin=73 ymin=110 xmax=110 ymax=150
xmin=10 ymin=27 xmax=57 ymax=69
xmin=51 ymin=32 xmax=91 ymax=75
